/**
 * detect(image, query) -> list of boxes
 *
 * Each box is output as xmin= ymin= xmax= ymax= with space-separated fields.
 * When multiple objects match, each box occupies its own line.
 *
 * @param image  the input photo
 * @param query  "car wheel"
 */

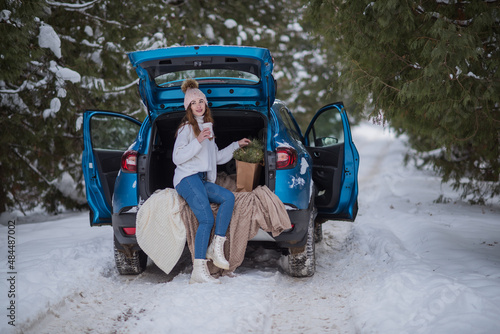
xmin=114 ymin=240 xmax=147 ymax=275
xmin=286 ymin=208 xmax=317 ymax=277
xmin=314 ymin=220 xmax=323 ymax=243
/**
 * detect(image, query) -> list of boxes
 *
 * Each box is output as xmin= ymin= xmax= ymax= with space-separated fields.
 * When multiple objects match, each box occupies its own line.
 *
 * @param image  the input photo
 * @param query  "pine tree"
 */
xmin=304 ymin=0 xmax=500 ymax=203
xmin=1 ymin=0 xmax=48 ymax=213
xmin=1 ymin=0 xmax=173 ymax=213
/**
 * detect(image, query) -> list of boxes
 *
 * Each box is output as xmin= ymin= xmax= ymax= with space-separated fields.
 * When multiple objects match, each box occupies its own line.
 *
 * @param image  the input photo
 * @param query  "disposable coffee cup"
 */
xmin=202 ymin=122 xmax=213 ymax=138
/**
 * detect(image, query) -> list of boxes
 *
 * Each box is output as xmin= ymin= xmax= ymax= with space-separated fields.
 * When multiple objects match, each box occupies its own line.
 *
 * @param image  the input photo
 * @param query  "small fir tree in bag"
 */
xmin=233 ymin=139 xmax=264 ymax=192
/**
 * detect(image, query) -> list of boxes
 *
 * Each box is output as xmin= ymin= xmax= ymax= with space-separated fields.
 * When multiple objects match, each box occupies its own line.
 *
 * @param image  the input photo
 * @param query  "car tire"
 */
xmin=114 ymin=240 xmax=147 ymax=275
xmin=286 ymin=208 xmax=316 ymax=277
xmin=314 ymin=220 xmax=323 ymax=243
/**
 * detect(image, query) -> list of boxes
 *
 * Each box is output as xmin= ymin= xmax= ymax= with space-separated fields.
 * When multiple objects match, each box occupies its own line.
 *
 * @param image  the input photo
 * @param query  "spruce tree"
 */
xmin=1 ymin=0 xmax=47 ymax=213
xmin=1 ymin=1 xmax=174 ymax=213
xmin=304 ymin=0 xmax=500 ymax=203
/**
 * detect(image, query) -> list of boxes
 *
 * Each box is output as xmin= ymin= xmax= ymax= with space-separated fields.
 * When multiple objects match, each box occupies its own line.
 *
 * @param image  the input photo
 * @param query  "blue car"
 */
xmin=82 ymin=45 xmax=359 ymax=277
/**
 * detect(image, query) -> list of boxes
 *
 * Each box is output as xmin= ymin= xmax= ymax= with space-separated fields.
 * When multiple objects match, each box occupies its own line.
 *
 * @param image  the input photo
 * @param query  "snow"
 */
xmin=1 ymin=122 xmax=499 ymax=333
xmin=276 ymin=140 xmax=293 ymax=148
xmin=38 ymin=23 xmax=62 ymax=59
xmin=0 ymin=9 xmax=11 ymax=22
xmin=467 ymin=72 xmax=481 ymax=79
xmin=42 ymin=97 xmax=61 ymax=119
xmin=84 ymin=25 xmax=93 ymax=37
xmin=52 ymin=172 xmax=86 ymax=205
xmin=300 ymin=157 xmax=309 ymax=175
xmin=49 ymin=61 xmax=81 ymax=84
xmin=239 ymin=30 xmax=248 ymax=41
xmin=56 ymin=87 xmax=66 ymax=98
xmin=75 ymin=115 xmax=83 ymax=131
xmin=224 ymin=19 xmax=238 ymax=29
xmin=45 ymin=0 xmax=99 ymax=10
xmin=204 ymin=24 xmax=215 ymax=40
xmin=289 ymin=176 xmax=306 ymax=189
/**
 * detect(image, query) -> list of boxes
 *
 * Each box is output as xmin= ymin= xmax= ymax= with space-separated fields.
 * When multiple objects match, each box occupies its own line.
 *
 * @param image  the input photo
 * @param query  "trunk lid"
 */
xmin=128 ymin=45 xmax=275 ymax=120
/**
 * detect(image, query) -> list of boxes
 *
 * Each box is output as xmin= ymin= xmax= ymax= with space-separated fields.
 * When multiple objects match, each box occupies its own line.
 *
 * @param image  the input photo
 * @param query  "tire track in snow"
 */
xmin=358 ymin=139 xmax=394 ymax=186
xmin=268 ymin=221 xmax=371 ymax=334
xmin=17 ymin=250 xmax=194 ymax=334
xmin=18 ymin=230 xmax=370 ymax=334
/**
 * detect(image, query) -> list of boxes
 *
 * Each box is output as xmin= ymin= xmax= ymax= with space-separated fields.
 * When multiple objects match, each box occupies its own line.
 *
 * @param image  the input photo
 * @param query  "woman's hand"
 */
xmin=197 ymin=128 xmax=211 ymax=143
xmin=238 ymin=138 xmax=251 ymax=147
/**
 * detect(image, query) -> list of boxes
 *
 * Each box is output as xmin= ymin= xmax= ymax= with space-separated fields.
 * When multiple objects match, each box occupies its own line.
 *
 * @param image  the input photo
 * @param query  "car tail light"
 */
xmin=121 ymin=150 xmax=138 ymax=172
xmin=276 ymin=147 xmax=297 ymax=169
xmin=123 ymin=227 xmax=136 ymax=235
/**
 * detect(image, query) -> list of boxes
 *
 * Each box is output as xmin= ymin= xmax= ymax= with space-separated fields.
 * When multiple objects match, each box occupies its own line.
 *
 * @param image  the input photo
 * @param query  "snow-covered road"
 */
xmin=3 ymin=215 xmax=363 ymax=334
xmin=1 ymin=122 xmax=499 ymax=333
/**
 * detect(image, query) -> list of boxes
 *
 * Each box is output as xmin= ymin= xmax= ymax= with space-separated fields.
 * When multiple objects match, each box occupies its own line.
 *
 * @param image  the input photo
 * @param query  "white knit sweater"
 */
xmin=172 ymin=116 xmax=239 ymax=188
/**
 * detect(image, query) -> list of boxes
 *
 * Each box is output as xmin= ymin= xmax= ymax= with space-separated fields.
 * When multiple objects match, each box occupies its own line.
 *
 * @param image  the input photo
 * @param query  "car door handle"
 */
xmin=313 ymin=151 xmax=321 ymax=158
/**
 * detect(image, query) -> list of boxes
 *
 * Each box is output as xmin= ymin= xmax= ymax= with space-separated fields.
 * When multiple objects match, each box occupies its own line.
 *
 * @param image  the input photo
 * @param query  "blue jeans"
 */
xmin=175 ymin=172 xmax=235 ymax=259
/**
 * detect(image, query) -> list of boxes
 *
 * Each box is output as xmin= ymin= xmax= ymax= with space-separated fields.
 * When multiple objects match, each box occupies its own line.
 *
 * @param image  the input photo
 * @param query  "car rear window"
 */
xmin=155 ymin=69 xmax=259 ymax=87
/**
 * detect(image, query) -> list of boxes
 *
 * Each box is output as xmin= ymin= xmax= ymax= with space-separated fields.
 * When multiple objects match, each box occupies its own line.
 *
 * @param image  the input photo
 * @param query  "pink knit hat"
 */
xmin=181 ymin=79 xmax=207 ymax=110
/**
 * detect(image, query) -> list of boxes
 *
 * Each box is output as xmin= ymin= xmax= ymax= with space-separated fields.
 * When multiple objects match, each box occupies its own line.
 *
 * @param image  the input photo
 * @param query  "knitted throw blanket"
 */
xmin=136 ymin=174 xmax=292 ymax=276
xmin=136 ymin=188 xmax=186 ymax=275
xmin=182 ymin=175 xmax=292 ymax=275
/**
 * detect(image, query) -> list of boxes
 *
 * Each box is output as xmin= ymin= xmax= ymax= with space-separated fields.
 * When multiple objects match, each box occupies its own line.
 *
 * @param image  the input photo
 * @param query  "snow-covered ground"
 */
xmin=1 ymin=122 xmax=499 ymax=333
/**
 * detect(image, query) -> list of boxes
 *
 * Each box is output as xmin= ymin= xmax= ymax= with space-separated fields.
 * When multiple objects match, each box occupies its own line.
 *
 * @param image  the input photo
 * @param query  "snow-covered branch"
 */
xmin=45 ymin=0 xmax=99 ymax=10
xmin=46 ymin=0 xmax=127 ymax=27
xmin=10 ymin=146 xmax=86 ymax=204
xmin=0 ymin=81 xmax=28 ymax=94
xmin=103 ymin=78 xmax=139 ymax=94
xmin=11 ymin=147 xmax=52 ymax=185
xmin=80 ymin=11 xmax=129 ymax=27
xmin=428 ymin=11 xmax=473 ymax=27
xmin=0 ymin=9 xmax=21 ymax=28
xmin=414 ymin=1 xmax=499 ymax=27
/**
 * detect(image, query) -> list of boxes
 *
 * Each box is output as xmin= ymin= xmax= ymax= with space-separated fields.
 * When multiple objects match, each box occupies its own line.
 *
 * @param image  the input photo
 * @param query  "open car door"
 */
xmin=304 ymin=103 xmax=359 ymax=221
xmin=82 ymin=111 xmax=141 ymax=226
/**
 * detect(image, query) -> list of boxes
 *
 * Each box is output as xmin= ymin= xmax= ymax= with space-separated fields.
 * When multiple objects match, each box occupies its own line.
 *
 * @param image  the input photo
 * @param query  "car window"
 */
xmin=279 ymin=107 xmax=302 ymax=142
xmin=91 ymin=115 xmax=140 ymax=150
xmin=155 ymin=69 xmax=259 ymax=87
xmin=308 ymin=110 xmax=344 ymax=147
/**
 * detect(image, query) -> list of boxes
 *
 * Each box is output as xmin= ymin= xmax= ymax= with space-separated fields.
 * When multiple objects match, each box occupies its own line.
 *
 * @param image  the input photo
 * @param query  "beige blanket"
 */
xmin=181 ymin=175 xmax=292 ymax=275
xmin=137 ymin=174 xmax=291 ymax=276
xmin=136 ymin=188 xmax=186 ymax=275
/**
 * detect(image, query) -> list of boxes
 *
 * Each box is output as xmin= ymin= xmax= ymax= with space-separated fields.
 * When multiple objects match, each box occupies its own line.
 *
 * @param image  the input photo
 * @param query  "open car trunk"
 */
xmin=138 ymin=109 xmax=268 ymax=200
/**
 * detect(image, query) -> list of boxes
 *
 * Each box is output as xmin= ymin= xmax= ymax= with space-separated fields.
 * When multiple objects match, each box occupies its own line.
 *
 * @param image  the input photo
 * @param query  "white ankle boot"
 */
xmin=189 ymin=259 xmax=220 ymax=284
xmin=206 ymin=235 xmax=230 ymax=270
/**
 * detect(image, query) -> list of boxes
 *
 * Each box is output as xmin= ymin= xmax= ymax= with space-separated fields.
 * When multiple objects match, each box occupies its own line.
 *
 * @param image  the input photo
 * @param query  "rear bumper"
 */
xmin=112 ymin=212 xmax=141 ymax=252
xmin=272 ymin=207 xmax=312 ymax=249
xmin=112 ymin=205 xmax=313 ymax=250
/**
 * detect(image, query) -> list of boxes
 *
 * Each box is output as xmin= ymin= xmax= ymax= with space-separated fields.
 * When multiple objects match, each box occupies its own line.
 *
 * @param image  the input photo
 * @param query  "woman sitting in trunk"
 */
xmin=173 ymin=78 xmax=251 ymax=284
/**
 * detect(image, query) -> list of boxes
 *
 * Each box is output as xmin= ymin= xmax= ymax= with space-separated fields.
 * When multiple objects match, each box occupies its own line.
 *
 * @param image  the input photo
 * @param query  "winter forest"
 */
xmin=1 ymin=1 xmax=500 ymax=333
xmin=0 ymin=0 xmax=498 ymax=214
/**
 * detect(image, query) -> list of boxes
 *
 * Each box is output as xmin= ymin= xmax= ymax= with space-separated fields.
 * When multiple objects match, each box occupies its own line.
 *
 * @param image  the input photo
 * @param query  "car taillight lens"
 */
xmin=276 ymin=147 xmax=297 ymax=169
xmin=123 ymin=227 xmax=136 ymax=235
xmin=121 ymin=150 xmax=138 ymax=172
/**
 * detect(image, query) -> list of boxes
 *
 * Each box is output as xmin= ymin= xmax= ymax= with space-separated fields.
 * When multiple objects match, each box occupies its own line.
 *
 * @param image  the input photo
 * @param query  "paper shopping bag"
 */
xmin=235 ymin=160 xmax=262 ymax=192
